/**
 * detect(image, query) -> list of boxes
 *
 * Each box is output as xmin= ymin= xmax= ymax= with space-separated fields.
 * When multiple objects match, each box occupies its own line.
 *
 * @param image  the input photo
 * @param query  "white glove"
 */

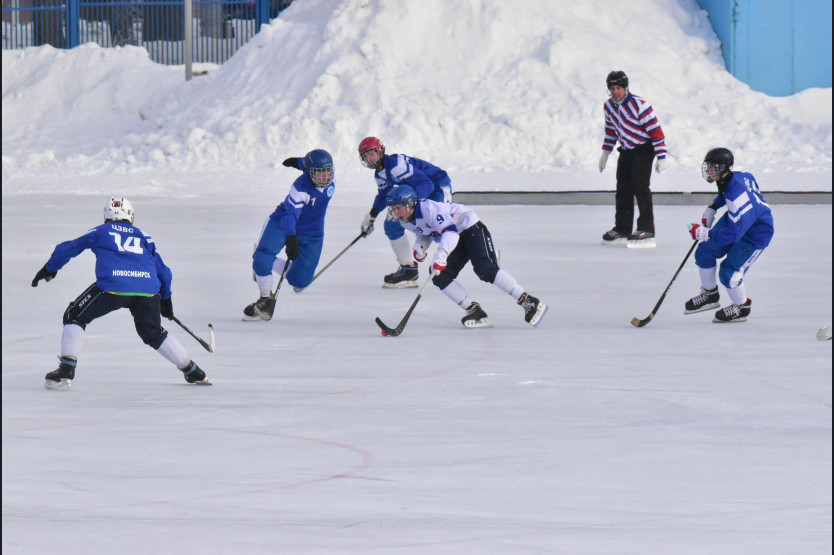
xmin=413 ymin=242 xmax=428 ymax=263
xmin=360 ymin=212 xmax=375 ymax=237
xmin=701 ymin=206 xmax=716 ymax=228
xmin=598 ymin=151 xmax=610 ymax=172
xmin=432 ymin=251 xmax=448 ymax=275
xmin=655 ymin=157 xmax=668 ymax=173
xmin=688 ymin=223 xmax=710 ymax=242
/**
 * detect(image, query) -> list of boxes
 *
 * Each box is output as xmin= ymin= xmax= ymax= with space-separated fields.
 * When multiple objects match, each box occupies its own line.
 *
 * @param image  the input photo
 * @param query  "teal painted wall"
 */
xmin=696 ymin=0 xmax=832 ymax=96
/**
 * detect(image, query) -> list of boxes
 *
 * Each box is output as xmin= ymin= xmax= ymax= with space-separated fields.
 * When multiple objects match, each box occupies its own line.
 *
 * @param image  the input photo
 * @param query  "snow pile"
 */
xmin=2 ymin=0 xmax=831 ymax=195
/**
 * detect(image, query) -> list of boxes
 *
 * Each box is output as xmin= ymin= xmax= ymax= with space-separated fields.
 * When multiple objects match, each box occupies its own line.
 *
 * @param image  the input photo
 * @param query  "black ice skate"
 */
xmin=383 ymin=264 xmax=418 ymax=289
xmin=44 ymin=356 xmax=76 ymax=391
xmin=713 ymin=299 xmax=751 ymax=323
xmin=684 ymin=286 xmax=720 ymax=314
xmin=242 ymin=296 xmax=276 ymax=321
xmin=518 ymin=292 xmax=549 ymax=328
xmin=626 ymin=230 xmax=656 ymax=249
xmin=181 ymin=361 xmax=212 ymax=385
xmin=461 ymin=302 xmax=491 ymax=328
xmin=601 ymin=228 xmax=627 ymax=247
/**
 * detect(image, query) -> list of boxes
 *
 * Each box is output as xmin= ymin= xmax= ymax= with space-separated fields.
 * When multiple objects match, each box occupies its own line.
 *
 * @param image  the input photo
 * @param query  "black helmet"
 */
xmin=606 ymin=70 xmax=628 ymax=90
xmin=701 ymin=147 xmax=734 ymax=183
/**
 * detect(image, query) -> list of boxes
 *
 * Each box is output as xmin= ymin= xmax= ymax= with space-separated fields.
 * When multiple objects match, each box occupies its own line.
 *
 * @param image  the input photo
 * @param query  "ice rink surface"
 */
xmin=2 ymin=196 xmax=831 ymax=554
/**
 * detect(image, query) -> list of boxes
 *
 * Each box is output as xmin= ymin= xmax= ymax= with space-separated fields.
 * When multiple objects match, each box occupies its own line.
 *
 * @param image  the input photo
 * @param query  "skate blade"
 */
xmin=528 ymin=303 xmax=549 ymax=328
xmin=712 ymin=316 xmax=747 ymax=323
xmin=601 ymin=238 xmax=628 ymax=247
xmin=626 ymin=238 xmax=656 ymax=249
xmin=463 ymin=318 xmax=492 ymax=329
xmin=190 ymin=378 xmax=213 ymax=385
xmin=684 ymin=303 xmax=720 ymax=314
xmin=241 ymin=314 xmax=267 ymax=322
xmin=44 ymin=378 xmax=71 ymax=391
xmin=382 ymin=281 xmax=419 ymax=289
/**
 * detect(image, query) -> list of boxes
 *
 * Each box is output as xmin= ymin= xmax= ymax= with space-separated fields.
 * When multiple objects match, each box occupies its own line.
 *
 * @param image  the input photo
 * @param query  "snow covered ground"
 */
xmin=3 ymin=196 xmax=832 ymax=554
xmin=2 ymin=0 xmax=831 ymax=552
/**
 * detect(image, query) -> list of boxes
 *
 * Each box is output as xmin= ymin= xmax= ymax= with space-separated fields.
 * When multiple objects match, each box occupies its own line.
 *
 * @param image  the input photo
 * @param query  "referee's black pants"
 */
xmin=614 ymin=141 xmax=656 ymax=234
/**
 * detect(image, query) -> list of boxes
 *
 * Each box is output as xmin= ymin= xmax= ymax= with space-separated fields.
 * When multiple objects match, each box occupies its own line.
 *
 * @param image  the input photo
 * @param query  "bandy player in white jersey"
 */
xmin=385 ymin=185 xmax=548 ymax=328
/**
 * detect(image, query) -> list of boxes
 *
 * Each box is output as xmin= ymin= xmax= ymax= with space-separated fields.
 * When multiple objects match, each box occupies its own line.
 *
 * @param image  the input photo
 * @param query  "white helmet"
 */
xmin=104 ymin=196 xmax=135 ymax=224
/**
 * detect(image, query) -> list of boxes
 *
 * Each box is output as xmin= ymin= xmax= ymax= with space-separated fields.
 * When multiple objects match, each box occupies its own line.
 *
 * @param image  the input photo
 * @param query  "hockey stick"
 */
xmin=311 ymin=232 xmax=364 ymax=283
xmin=631 ymin=240 xmax=698 ymax=328
xmin=270 ymin=258 xmax=291 ymax=299
xmin=375 ymin=274 xmax=435 ymax=337
xmin=818 ymin=326 xmax=832 ymax=341
xmin=171 ymin=315 xmax=216 ymax=352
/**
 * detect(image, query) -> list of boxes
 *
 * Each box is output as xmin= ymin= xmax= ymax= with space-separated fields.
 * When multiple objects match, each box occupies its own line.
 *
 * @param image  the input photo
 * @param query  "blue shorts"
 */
xmin=695 ymin=236 xmax=766 ymax=289
xmin=252 ymin=217 xmax=324 ymax=289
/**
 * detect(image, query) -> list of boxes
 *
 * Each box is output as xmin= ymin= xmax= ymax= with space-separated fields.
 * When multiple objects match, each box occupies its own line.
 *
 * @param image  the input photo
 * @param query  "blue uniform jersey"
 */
xmin=270 ymin=174 xmax=335 ymax=237
xmin=45 ymin=221 xmax=173 ymax=297
xmin=371 ymin=153 xmax=451 ymax=213
xmin=709 ymin=171 xmax=774 ymax=249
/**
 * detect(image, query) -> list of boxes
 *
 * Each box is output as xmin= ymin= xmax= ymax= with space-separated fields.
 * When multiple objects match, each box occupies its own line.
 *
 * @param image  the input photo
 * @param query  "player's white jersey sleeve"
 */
xmin=403 ymin=200 xmax=479 ymax=255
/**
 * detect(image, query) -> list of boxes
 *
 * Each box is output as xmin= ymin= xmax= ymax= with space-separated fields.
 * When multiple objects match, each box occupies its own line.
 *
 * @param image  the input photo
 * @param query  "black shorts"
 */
xmin=433 ymin=221 xmax=500 ymax=289
xmin=63 ymin=284 xmax=168 ymax=349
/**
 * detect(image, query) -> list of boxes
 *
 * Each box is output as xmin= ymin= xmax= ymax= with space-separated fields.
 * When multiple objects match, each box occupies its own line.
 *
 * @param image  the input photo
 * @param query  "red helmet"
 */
xmin=358 ymin=136 xmax=385 ymax=169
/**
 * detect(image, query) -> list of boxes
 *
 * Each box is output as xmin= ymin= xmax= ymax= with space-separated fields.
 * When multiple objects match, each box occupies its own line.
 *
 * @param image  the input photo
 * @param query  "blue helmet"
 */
xmin=386 ymin=185 xmax=418 ymax=222
xmin=303 ymin=149 xmax=334 ymax=188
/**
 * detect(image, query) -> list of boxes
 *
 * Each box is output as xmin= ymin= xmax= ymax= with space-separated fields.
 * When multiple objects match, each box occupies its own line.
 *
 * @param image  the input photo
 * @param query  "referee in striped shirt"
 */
xmin=598 ymin=70 xmax=668 ymax=247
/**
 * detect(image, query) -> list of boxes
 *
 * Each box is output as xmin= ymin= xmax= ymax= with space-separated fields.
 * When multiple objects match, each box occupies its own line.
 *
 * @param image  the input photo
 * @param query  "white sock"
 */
xmin=61 ymin=324 xmax=85 ymax=360
xmin=493 ymin=269 xmax=523 ymax=300
xmin=156 ymin=336 xmax=191 ymax=369
xmin=390 ymin=236 xmax=414 ymax=267
xmin=272 ymin=257 xmax=287 ymax=276
xmin=699 ymin=266 xmax=718 ymax=290
xmin=441 ymin=280 xmax=468 ymax=306
xmin=256 ymin=274 xmax=273 ymax=297
xmin=727 ymin=284 xmax=747 ymax=305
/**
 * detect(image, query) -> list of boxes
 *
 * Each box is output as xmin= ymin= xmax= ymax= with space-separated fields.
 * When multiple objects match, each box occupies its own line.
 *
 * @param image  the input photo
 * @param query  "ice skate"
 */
xmin=383 ymin=264 xmax=418 ymax=289
xmin=518 ymin=292 xmax=548 ymax=328
xmin=713 ymin=299 xmax=751 ymax=323
xmin=684 ymin=286 xmax=720 ymax=314
xmin=181 ymin=361 xmax=212 ymax=385
xmin=626 ymin=230 xmax=656 ymax=249
xmin=461 ymin=302 xmax=491 ymax=328
xmin=601 ymin=228 xmax=627 ymax=247
xmin=242 ymin=296 xmax=275 ymax=321
xmin=44 ymin=356 xmax=76 ymax=391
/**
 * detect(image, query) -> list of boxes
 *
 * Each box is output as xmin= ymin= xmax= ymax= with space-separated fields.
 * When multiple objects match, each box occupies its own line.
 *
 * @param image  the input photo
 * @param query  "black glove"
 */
xmin=285 ymin=235 xmax=299 ymax=260
xmin=31 ymin=264 xmax=57 ymax=287
xmin=160 ymin=297 xmax=174 ymax=320
xmin=282 ymin=157 xmax=300 ymax=168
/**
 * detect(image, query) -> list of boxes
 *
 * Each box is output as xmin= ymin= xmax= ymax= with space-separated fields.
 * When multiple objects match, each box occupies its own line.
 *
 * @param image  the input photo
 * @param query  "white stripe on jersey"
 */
xmin=726 ymin=190 xmax=750 ymax=222
xmin=287 ymin=184 xmax=311 ymax=209
xmin=390 ymin=154 xmax=414 ymax=181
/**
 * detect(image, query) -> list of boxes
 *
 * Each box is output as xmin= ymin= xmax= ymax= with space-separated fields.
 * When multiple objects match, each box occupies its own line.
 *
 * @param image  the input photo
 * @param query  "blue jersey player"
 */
xmin=684 ymin=148 xmax=775 ymax=322
xmin=357 ymin=137 xmax=453 ymax=288
xmin=31 ymin=197 xmax=211 ymax=390
xmin=244 ymin=149 xmax=335 ymax=321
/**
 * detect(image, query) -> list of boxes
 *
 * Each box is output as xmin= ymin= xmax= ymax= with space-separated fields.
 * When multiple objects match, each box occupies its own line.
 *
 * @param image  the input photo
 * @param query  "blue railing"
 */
xmin=1 ymin=0 xmax=292 ymax=64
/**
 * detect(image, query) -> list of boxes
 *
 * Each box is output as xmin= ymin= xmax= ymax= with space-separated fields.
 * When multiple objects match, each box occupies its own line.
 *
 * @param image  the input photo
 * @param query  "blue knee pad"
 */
xmin=718 ymin=238 xmax=762 ymax=289
xmin=384 ymin=218 xmax=405 ymax=240
xmin=252 ymin=217 xmax=286 ymax=276
xmin=253 ymin=247 xmax=281 ymax=276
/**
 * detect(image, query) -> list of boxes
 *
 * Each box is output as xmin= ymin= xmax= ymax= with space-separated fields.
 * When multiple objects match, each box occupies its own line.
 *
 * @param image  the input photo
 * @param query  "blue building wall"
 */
xmin=696 ymin=0 xmax=832 ymax=96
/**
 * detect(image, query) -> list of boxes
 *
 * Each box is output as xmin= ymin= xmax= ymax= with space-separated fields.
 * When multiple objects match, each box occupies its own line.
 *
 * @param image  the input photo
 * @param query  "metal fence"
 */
xmin=1 ymin=0 xmax=293 ymax=64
